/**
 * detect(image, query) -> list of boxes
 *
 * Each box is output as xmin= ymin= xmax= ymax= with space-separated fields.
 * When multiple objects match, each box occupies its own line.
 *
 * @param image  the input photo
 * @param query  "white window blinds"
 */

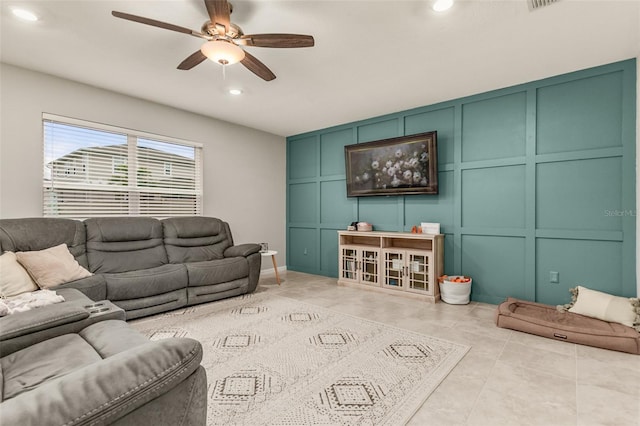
xmin=43 ymin=115 xmax=203 ymax=218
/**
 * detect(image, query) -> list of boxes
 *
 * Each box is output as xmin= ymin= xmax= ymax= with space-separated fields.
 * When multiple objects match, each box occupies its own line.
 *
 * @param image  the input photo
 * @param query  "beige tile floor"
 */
xmin=258 ymin=270 xmax=640 ymax=426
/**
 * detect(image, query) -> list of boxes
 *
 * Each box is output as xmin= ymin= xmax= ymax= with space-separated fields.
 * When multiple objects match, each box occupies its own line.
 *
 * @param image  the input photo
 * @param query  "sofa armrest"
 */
xmin=1 ymin=337 xmax=204 ymax=426
xmin=224 ymin=243 xmax=260 ymax=258
xmin=0 ymin=294 xmax=125 ymax=357
xmin=0 ymin=303 xmax=89 ymax=342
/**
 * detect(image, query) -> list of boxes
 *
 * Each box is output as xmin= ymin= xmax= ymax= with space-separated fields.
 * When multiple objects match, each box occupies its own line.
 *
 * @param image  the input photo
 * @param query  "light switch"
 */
xmin=550 ymin=271 xmax=559 ymax=283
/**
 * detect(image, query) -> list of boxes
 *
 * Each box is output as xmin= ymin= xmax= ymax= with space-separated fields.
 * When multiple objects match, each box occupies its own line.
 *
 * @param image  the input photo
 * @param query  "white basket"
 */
xmin=439 ymin=276 xmax=472 ymax=304
xmin=357 ymin=222 xmax=373 ymax=232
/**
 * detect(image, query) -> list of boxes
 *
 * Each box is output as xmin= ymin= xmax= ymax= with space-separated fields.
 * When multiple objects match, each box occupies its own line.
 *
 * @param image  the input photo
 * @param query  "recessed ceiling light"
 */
xmin=229 ymin=89 xmax=243 ymax=96
xmin=433 ymin=0 xmax=454 ymax=12
xmin=12 ymin=8 xmax=38 ymax=22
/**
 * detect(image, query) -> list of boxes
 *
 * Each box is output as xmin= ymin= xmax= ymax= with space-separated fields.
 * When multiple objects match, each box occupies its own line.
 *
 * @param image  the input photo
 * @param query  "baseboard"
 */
xmin=260 ymin=266 xmax=287 ymax=276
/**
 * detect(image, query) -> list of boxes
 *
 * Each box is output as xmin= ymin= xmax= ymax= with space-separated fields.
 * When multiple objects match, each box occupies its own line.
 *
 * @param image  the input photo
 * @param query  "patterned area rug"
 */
xmin=130 ymin=291 xmax=470 ymax=425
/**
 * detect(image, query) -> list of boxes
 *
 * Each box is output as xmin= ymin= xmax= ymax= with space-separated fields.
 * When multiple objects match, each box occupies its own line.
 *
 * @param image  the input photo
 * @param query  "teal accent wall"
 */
xmin=286 ymin=59 xmax=636 ymax=304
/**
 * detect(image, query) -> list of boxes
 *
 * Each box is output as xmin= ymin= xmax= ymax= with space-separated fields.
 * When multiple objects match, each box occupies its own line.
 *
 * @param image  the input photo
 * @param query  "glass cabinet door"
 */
xmin=383 ymin=251 xmax=404 ymax=289
xmin=361 ymin=249 xmax=379 ymax=285
xmin=406 ymin=252 xmax=431 ymax=293
xmin=340 ymin=247 xmax=358 ymax=282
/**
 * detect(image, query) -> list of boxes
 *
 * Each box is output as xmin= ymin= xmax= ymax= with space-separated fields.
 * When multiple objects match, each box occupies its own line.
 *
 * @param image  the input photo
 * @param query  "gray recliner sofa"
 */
xmin=0 ymin=288 xmax=207 ymax=425
xmin=0 ymin=216 xmax=261 ymax=319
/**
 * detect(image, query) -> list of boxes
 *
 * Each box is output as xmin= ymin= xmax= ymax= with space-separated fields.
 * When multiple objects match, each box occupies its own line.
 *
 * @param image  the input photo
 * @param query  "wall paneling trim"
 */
xmin=287 ymin=59 xmax=636 ymax=304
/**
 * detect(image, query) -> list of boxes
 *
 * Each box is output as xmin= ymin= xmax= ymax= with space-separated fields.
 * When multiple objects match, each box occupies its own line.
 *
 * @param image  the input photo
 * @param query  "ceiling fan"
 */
xmin=112 ymin=0 xmax=314 ymax=81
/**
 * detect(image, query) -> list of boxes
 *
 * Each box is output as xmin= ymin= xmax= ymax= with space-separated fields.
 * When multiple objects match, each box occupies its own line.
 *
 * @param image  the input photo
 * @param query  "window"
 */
xmin=112 ymin=156 xmax=126 ymax=174
xmin=43 ymin=114 xmax=203 ymax=218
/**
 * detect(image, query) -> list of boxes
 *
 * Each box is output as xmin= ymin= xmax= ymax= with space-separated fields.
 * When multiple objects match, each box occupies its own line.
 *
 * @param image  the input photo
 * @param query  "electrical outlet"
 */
xmin=549 ymin=271 xmax=559 ymax=283
xmin=303 ymin=248 xmax=308 ymax=255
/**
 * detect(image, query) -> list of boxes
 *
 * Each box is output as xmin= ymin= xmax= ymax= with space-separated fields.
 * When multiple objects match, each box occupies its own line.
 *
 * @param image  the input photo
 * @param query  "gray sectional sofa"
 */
xmin=0 ymin=215 xmax=261 ymax=425
xmin=0 ymin=216 xmax=262 ymax=319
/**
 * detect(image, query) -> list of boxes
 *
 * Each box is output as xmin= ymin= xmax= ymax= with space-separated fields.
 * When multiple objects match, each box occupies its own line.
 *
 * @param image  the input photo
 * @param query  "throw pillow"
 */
xmin=564 ymin=285 xmax=640 ymax=331
xmin=16 ymin=243 xmax=92 ymax=289
xmin=0 ymin=251 xmax=39 ymax=297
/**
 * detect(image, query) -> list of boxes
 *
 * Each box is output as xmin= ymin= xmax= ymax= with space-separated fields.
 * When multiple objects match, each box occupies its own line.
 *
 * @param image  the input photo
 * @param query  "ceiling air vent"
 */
xmin=528 ymin=0 xmax=560 ymax=11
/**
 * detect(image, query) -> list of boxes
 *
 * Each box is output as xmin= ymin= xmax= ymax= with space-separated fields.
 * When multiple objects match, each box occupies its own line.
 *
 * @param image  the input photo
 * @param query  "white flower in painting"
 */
xmin=362 ymin=172 xmax=370 ymax=182
xmin=420 ymin=178 xmax=427 ymax=186
xmin=408 ymin=158 xmax=419 ymax=168
xmin=395 ymin=149 xmax=403 ymax=158
xmin=371 ymin=160 xmax=380 ymax=170
xmin=413 ymin=171 xmax=421 ymax=183
xmin=403 ymin=170 xmax=412 ymax=181
xmin=382 ymin=167 xmax=387 ymax=173
xmin=385 ymin=160 xmax=393 ymax=168
xmin=391 ymin=176 xmax=401 ymax=187
xmin=387 ymin=167 xmax=396 ymax=177
xmin=420 ymin=152 xmax=428 ymax=161
xmin=355 ymin=176 xmax=361 ymax=183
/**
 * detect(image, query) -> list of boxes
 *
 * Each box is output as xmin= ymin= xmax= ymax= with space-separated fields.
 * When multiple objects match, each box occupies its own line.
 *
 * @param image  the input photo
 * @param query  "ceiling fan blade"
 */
xmin=112 ymin=11 xmax=200 ymax=37
xmin=240 ymin=34 xmax=315 ymax=48
xmin=240 ymin=51 xmax=276 ymax=81
xmin=204 ymin=0 xmax=231 ymax=35
xmin=177 ymin=50 xmax=207 ymax=70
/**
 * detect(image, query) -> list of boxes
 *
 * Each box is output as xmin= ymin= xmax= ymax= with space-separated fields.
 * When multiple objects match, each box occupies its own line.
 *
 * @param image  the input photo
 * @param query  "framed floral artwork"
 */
xmin=345 ymin=131 xmax=438 ymax=197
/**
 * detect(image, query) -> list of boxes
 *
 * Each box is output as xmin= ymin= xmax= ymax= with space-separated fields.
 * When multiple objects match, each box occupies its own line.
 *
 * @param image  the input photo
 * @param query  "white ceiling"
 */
xmin=1 ymin=0 xmax=639 ymax=137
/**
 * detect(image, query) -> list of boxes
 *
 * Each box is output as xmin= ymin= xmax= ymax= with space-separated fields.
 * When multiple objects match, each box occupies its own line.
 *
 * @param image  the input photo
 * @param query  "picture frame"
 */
xmin=345 ymin=131 xmax=438 ymax=197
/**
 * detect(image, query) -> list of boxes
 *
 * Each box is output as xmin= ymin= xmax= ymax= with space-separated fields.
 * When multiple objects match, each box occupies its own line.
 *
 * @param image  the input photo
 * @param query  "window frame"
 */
xmin=42 ymin=113 xmax=204 ymax=219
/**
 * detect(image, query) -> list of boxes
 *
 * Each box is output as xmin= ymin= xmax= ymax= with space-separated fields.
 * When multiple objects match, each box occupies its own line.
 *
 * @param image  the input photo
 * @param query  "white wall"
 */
xmin=0 ymin=63 xmax=286 ymax=270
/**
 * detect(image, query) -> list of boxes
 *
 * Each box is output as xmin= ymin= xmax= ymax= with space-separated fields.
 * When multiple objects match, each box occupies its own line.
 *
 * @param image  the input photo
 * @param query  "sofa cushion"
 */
xmin=0 ymin=333 xmax=203 ymax=425
xmin=186 ymin=257 xmax=249 ymax=287
xmin=162 ymin=217 xmax=233 ymax=263
xmin=104 ymin=264 xmax=188 ymax=301
xmin=0 ymin=252 xmax=38 ymax=297
xmin=79 ymin=320 xmax=149 ymax=358
xmin=53 ymin=274 xmax=107 ymax=302
xmin=16 ymin=243 xmax=93 ymax=289
xmin=1 ymin=333 xmax=101 ymax=400
xmin=85 ymin=217 xmax=168 ymax=273
xmin=0 ymin=218 xmax=88 ymax=268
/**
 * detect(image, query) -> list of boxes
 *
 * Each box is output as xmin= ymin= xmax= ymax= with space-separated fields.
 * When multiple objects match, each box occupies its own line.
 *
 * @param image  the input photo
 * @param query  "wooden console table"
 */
xmin=337 ymin=231 xmax=444 ymax=303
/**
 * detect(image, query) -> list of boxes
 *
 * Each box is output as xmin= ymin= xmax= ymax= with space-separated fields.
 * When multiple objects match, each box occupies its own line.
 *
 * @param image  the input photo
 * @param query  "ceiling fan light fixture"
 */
xmin=201 ymin=40 xmax=245 ymax=65
xmin=433 ymin=0 xmax=454 ymax=12
xmin=12 ymin=8 xmax=39 ymax=22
